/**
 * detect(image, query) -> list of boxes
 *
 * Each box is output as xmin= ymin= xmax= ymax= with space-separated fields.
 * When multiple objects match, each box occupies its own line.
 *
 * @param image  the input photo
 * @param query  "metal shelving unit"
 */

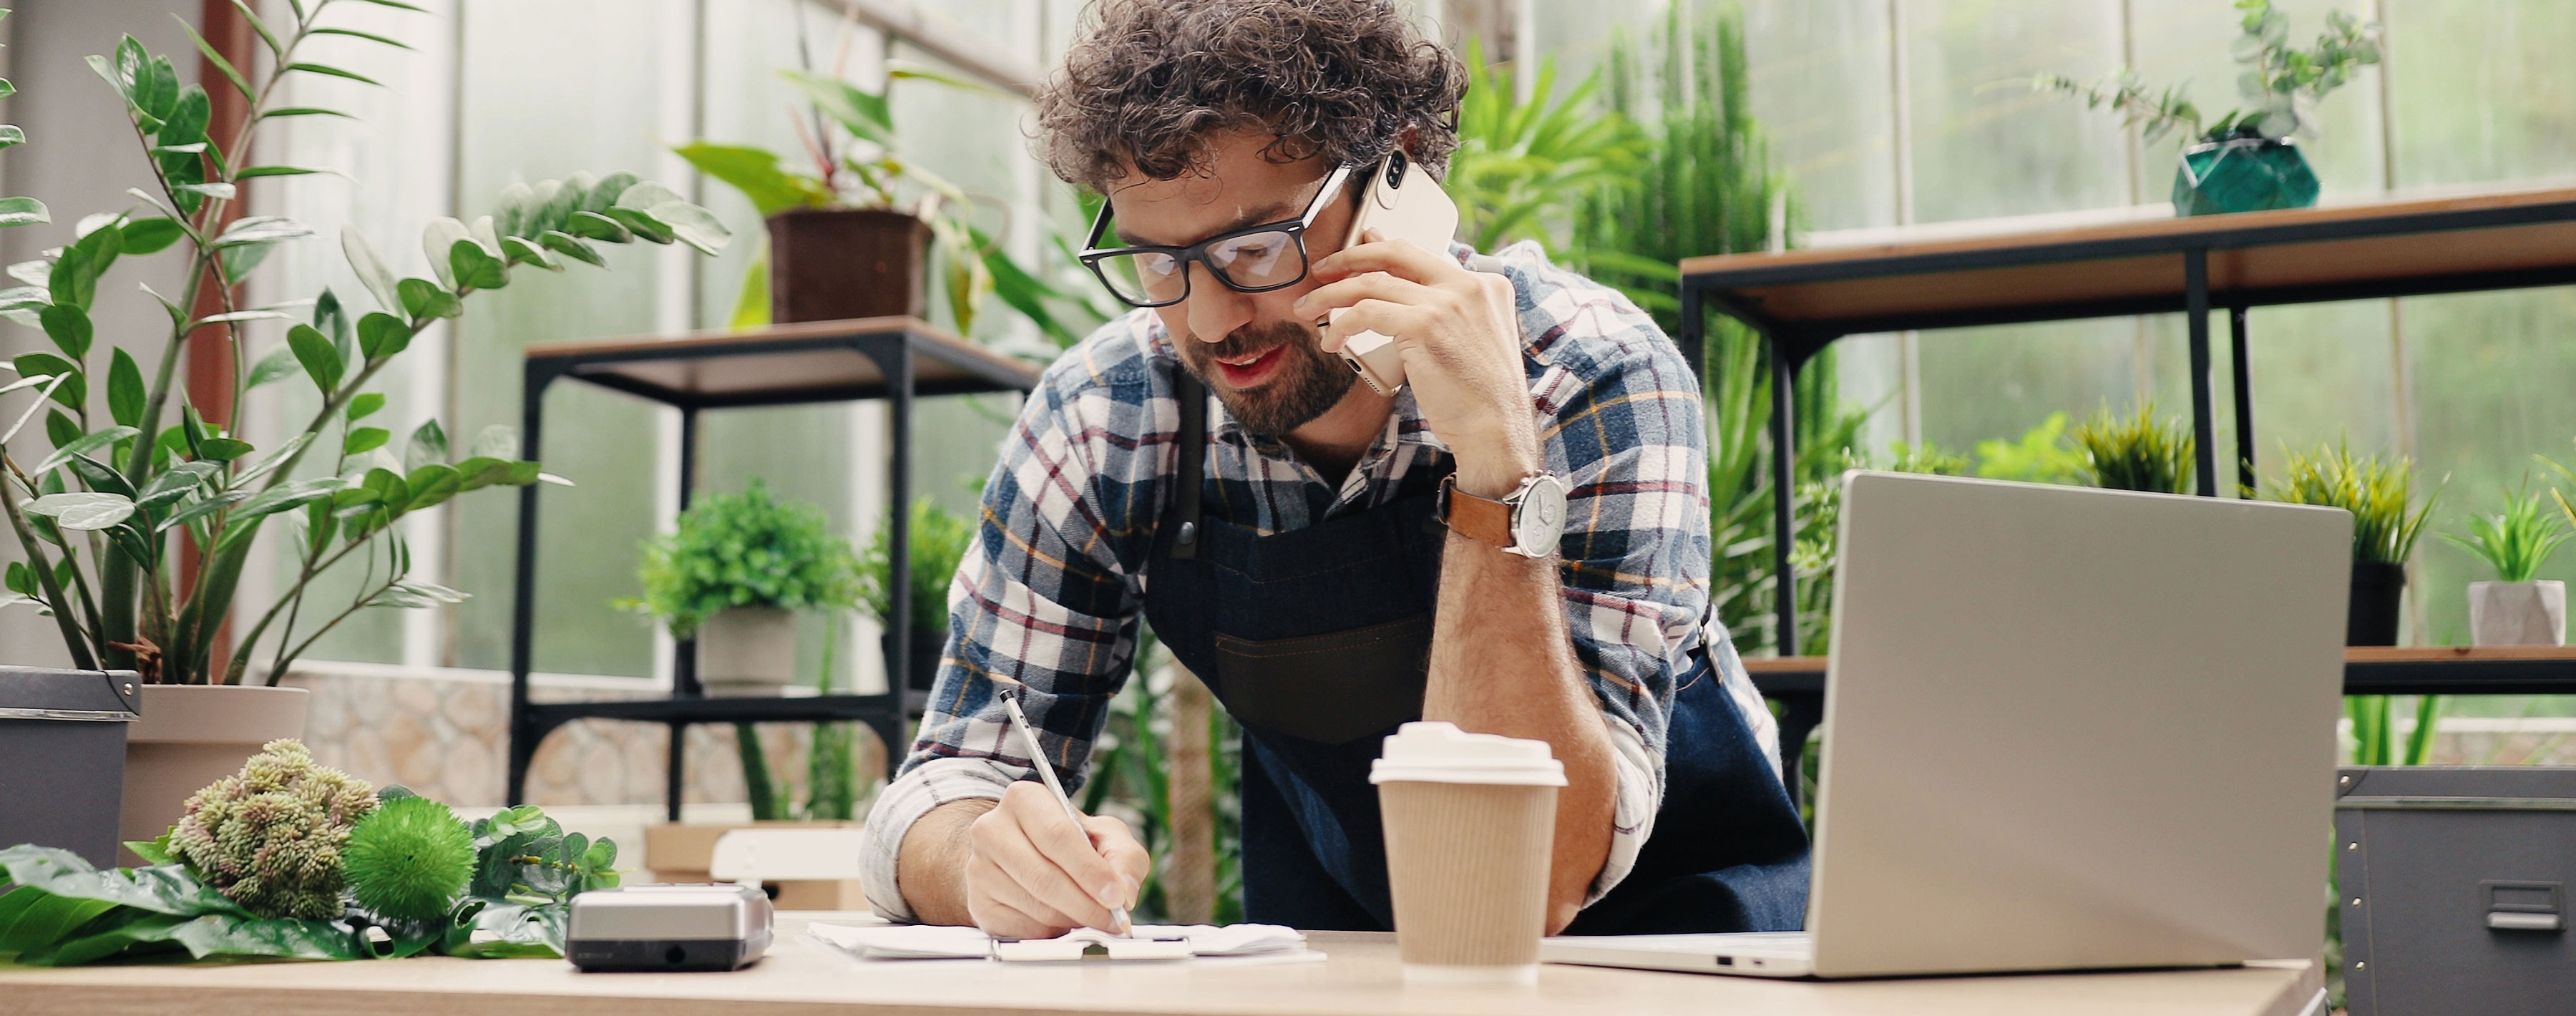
xmin=503 ymin=317 xmax=1043 ymax=818
xmin=1678 ymin=185 xmax=2576 ymax=780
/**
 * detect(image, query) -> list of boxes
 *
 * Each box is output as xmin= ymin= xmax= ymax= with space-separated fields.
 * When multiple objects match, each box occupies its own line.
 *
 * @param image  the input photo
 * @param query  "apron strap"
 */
xmin=1171 ymin=371 xmax=1206 ymax=560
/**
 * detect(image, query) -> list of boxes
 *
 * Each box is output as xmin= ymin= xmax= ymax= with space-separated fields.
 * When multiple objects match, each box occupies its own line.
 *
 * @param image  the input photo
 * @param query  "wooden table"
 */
xmin=0 ymin=914 xmax=2321 ymax=1016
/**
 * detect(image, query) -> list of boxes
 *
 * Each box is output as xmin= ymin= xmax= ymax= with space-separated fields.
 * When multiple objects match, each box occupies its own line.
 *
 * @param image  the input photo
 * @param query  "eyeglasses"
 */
xmin=1078 ymin=164 xmax=1354 ymax=309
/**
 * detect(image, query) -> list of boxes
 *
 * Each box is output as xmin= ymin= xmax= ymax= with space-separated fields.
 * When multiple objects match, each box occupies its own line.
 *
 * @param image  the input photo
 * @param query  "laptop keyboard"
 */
xmin=1570 ymin=932 xmax=1813 ymax=958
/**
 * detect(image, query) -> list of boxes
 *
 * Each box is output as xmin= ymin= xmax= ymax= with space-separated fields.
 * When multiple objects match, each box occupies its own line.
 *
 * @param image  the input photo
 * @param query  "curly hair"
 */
xmin=1034 ymin=0 xmax=1465 ymax=188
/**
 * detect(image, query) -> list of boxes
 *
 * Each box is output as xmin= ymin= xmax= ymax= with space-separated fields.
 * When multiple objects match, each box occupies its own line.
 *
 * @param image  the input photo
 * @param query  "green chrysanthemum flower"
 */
xmin=344 ymin=796 xmax=475 ymax=922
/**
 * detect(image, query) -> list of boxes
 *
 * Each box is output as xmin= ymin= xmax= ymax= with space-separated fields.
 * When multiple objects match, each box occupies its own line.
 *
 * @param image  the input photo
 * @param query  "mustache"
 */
xmin=1194 ymin=321 xmax=1310 ymax=361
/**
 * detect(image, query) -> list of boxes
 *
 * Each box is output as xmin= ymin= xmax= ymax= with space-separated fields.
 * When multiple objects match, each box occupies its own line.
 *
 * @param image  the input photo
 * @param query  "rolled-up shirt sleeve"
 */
xmin=859 ymin=353 xmax=1153 ymax=922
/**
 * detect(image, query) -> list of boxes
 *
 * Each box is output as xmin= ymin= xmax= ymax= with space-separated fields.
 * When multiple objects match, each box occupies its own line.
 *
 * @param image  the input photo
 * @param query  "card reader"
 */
xmin=567 ymin=884 xmax=774 ymax=972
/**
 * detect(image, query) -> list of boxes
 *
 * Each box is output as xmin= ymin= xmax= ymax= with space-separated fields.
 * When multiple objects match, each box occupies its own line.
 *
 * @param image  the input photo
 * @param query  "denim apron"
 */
xmin=1138 ymin=372 xmax=1811 ymax=934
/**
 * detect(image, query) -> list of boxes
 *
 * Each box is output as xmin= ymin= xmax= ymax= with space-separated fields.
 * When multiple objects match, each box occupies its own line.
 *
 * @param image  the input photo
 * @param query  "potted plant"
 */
xmin=854 ymin=496 xmax=975 ymax=695
xmin=2439 ymin=485 xmax=2571 ymax=646
xmin=625 ymin=479 xmax=860 ymax=695
xmin=2071 ymin=403 xmax=2194 ymax=494
xmin=2269 ymin=443 xmax=2439 ymax=645
xmin=0 ymin=1 xmax=727 ymax=856
xmin=2037 ymin=0 xmax=2380 ymax=216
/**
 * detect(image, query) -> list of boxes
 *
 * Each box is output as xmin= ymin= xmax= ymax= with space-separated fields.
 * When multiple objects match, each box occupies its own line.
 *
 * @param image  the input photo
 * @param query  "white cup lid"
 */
xmin=1369 ymin=721 xmax=1567 ymax=786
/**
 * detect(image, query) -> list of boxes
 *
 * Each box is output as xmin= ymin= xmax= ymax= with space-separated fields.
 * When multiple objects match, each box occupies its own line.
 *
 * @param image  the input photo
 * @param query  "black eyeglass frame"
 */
xmin=1077 ymin=163 xmax=1355 ymax=309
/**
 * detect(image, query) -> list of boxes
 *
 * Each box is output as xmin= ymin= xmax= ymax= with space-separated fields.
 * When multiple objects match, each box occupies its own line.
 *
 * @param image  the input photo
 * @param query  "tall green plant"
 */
xmin=1573 ymin=4 xmax=1865 ymax=657
xmin=0 ymin=2 xmax=727 ymax=683
xmin=1445 ymin=39 xmax=1645 ymax=253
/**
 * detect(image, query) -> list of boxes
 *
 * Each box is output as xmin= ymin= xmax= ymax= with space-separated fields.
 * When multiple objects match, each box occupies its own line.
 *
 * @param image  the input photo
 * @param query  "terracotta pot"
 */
xmin=119 ymin=683 xmax=308 ymax=862
xmin=766 ymin=207 xmax=931 ymax=324
xmin=698 ymin=606 xmax=799 ymax=696
xmin=2469 ymin=580 xmax=2567 ymax=647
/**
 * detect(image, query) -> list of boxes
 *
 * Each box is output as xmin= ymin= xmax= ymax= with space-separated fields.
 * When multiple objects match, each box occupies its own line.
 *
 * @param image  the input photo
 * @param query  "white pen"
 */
xmin=998 ymin=686 xmax=1132 ymax=936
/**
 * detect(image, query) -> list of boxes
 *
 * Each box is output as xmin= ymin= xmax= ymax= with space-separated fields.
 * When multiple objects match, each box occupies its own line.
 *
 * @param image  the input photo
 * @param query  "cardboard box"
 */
xmin=644 ymin=821 xmax=870 ymax=912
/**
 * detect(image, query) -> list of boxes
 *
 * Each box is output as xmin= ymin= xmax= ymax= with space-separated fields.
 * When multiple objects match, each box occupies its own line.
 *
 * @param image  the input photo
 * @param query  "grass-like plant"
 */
xmin=2441 ymin=484 xmax=2570 ymax=583
xmin=2268 ymin=442 xmax=2439 ymax=565
xmin=624 ymin=479 xmax=860 ymax=638
xmin=2071 ymin=403 xmax=2195 ymax=494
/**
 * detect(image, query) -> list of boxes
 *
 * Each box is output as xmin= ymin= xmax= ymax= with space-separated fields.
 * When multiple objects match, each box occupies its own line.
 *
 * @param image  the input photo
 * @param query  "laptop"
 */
xmin=1541 ymin=471 xmax=2351 ymax=979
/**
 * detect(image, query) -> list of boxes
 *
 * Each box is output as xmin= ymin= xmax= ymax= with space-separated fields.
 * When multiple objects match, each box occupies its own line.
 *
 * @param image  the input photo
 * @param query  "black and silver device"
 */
xmin=567 ymin=884 xmax=774 ymax=972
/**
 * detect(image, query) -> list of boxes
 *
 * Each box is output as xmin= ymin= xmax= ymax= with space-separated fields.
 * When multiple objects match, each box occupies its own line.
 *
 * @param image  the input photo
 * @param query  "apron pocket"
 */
xmin=1212 ymin=615 xmax=1433 ymax=746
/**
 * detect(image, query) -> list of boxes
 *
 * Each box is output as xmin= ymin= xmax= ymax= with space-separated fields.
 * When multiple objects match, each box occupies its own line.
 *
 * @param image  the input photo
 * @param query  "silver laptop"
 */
xmin=1542 ymin=472 xmax=2351 ymax=979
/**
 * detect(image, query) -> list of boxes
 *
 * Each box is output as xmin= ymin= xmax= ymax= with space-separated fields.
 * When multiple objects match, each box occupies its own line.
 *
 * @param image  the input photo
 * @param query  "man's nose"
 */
xmin=1184 ymin=263 xmax=1251 ymax=344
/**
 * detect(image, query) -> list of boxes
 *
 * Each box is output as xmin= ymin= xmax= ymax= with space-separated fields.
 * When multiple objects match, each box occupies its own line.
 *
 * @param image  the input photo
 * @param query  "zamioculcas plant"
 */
xmin=0 ymin=0 xmax=728 ymax=684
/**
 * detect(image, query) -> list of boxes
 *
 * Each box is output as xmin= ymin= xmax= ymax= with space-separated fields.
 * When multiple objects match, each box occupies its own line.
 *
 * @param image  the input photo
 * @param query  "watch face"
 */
xmin=1514 ymin=476 xmax=1568 ymax=555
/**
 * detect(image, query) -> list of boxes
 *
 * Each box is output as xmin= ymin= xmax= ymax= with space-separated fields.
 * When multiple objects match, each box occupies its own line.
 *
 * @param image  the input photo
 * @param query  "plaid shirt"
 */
xmin=859 ymin=242 xmax=1777 ymax=920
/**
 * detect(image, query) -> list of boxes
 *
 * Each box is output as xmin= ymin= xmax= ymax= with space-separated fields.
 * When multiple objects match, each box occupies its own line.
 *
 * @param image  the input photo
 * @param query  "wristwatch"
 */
xmin=1438 ymin=472 xmax=1568 ymax=558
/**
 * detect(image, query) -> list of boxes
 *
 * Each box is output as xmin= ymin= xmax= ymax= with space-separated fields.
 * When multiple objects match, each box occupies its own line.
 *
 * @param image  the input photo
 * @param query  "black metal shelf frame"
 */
xmin=1680 ymin=197 xmax=2576 ymax=664
xmin=504 ymin=324 xmax=1041 ymax=819
xmin=1681 ymin=197 xmax=2576 ymax=783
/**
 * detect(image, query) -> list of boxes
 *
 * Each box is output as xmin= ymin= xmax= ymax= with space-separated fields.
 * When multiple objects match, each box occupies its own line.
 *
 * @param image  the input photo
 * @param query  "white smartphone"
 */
xmin=1327 ymin=150 xmax=1460 ymax=396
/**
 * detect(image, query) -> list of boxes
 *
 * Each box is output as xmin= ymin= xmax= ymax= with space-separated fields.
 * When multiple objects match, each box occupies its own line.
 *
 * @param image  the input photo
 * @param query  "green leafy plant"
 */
xmin=2071 ymin=403 xmax=2195 ymax=494
xmin=854 ymin=496 xmax=975 ymax=635
xmin=0 ymin=753 xmax=618 ymax=965
xmin=2268 ymin=441 xmax=2439 ymax=565
xmin=1571 ymin=4 xmax=1867 ymax=658
xmin=2036 ymin=0 xmax=2380 ymax=143
xmin=623 ymin=479 xmax=861 ymax=639
xmin=1445 ymin=39 xmax=1645 ymax=253
xmin=167 ymin=738 xmax=377 ymax=920
xmin=0 ymin=1 xmax=728 ymax=685
xmin=1973 ymin=413 xmax=2090 ymax=486
xmin=1885 ymin=441 xmax=1969 ymax=477
xmin=2443 ymin=484 xmax=2570 ymax=583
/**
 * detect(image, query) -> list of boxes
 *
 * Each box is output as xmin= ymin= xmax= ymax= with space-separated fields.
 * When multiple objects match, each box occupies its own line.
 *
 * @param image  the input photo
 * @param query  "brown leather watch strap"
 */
xmin=1438 ymin=475 xmax=1517 ymax=549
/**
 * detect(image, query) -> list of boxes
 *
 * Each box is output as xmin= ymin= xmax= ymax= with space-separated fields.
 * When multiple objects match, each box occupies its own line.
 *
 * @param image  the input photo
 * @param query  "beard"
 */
xmin=1174 ymin=319 xmax=1355 ymax=437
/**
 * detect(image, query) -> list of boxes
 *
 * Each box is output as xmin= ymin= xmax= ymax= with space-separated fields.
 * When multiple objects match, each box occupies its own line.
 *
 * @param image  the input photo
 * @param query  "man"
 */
xmin=859 ymin=0 xmax=1808 ymax=937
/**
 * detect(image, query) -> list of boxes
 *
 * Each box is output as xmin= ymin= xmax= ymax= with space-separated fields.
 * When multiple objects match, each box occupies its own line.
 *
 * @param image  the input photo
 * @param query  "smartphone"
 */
xmin=1326 ymin=150 xmax=1460 ymax=396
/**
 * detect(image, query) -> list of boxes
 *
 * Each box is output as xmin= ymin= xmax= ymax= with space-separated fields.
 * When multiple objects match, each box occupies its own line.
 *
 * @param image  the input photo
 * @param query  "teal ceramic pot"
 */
xmin=2172 ymin=132 xmax=2321 ymax=216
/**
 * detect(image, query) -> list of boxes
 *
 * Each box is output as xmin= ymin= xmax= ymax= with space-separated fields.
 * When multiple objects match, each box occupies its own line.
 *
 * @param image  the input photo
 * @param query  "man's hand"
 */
xmin=1294 ymin=232 xmax=1541 ymax=496
xmin=897 ymin=783 xmax=1150 ymax=939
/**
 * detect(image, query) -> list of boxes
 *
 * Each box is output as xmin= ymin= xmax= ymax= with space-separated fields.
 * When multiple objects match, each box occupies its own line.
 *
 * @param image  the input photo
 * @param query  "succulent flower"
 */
xmin=343 ymin=795 xmax=475 ymax=922
xmin=169 ymin=739 xmax=378 ymax=921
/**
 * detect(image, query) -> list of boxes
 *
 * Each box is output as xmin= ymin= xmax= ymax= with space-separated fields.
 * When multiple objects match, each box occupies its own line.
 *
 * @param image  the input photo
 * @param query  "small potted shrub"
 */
xmin=2441 ymin=486 xmax=2571 ymax=646
xmin=2038 ymin=0 xmax=2380 ymax=216
xmin=2072 ymin=403 xmax=2194 ymax=494
xmin=2270 ymin=444 xmax=2439 ymax=645
xmin=855 ymin=497 xmax=976 ymax=695
xmin=626 ymin=480 xmax=861 ymax=695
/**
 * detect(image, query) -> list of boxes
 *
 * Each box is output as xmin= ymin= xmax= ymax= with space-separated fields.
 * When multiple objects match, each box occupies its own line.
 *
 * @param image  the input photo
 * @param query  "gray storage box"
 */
xmin=0 ymin=665 xmax=142 ymax=867
xmin=2336 ymin=766 xmax=2576 ymax=1015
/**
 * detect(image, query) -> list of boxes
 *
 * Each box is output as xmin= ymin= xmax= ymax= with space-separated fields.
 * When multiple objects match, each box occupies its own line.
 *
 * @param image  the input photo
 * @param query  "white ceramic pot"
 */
xmin=2469 ymin=580 xmax=2567 ymax=647
xmin=698 ymin=606 xmax=799 ymax=695
xmin=119 ymin=683 xmax=309 ymax=861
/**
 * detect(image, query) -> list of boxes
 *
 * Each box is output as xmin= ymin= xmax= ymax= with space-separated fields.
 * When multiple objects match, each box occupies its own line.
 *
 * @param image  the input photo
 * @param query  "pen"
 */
xmin=998 ymin=686 xmax=1131 ymax=936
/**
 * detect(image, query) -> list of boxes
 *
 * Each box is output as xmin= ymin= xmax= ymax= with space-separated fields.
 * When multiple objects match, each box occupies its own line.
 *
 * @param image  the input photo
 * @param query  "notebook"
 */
xmin=807 ymin=922 xmax=1307 ymax=962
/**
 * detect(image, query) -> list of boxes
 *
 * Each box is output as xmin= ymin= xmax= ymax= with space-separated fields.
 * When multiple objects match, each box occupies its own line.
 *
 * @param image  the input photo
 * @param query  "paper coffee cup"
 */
xmin=1371 ymin=721 xmax=1566 ymax=987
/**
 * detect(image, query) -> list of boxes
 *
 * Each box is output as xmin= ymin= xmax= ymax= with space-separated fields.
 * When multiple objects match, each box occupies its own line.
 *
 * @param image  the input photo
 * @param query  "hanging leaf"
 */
xmin=0 ymin=197 xmax=49 ymax=228
xmin=24 ymin=492 xmax=137 ymax=530
xmin=243 ymin=343 xmax=301 ymax=390
xmin=404 ymin=419 xmax=448 ymax=472
xmin=563 ymin=210 xmax=631 ymax=243
xmin=396 ymin=278 xmax=461 ymax=322
xmin=107 ymin=349 xmax=145 ymax=428
xmin=34 ymin=428 xmax=140 ymax=475
xmin=346 ymin=392 xmax=386 ymax=421
xmin=284 ymin=63 xmax=381 ymax=87
xmin=256 ymin=106 xmax=353 ymax=121
xmin=36 ymin=305 xmax=91 ymax=360
xmin=404 ymin=464 xmax=462 ymax=511
xmin=175 ymin=16 xmax=254 ymax=101
xmin=119 ymin=217 xmax=184 ymax=254
xmin=195 ymin=436 xmax=253 ymax=462
xmin=343 ymin=426 xmax=389 ymax=456
xmin=157 ymin=85 xmax=209 ymax=146
xmin=419 ymin=218 xmax=470 ymax=288
xmin=341 ymin=227 xmax=404 ymax=314
xmin=535 ymin=230 xmax=604 ymax=268
xmin=357 ymin=312 xmax=413 ymax=362
xmin=285 ymin=323 xmax=343 ymax=393
xmin=214 ymin=215 xmax=314 ymax=248
xmin=136 ymin=461 xmax=221 ymax=509
xmin=498 ymin=235 xmax=560 ymax=271
xmin=645 ymin=202 xmax=731 ymax=257
xmin=671 ymin=142 xmax=831 ymax=218
xmin=13 ymin=353 xmax=82 ymax=410
xmin=447 ymin=240 xmax=507 ymax=291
